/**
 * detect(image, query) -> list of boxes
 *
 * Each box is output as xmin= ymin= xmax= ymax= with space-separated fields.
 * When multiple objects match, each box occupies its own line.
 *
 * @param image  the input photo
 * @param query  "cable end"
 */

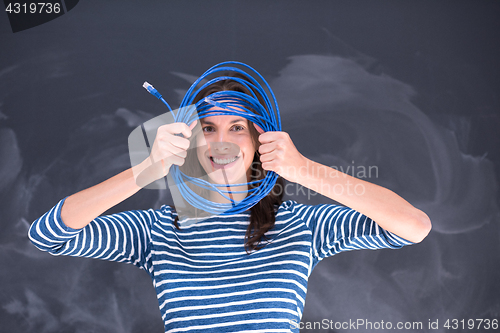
xmin=143 ymin=81 xmax=162 ymax=99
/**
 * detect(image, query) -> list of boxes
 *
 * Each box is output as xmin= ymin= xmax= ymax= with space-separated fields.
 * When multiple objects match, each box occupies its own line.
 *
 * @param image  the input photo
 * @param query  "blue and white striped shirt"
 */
xmin=29 ymin=198 xmax=412 ymax=332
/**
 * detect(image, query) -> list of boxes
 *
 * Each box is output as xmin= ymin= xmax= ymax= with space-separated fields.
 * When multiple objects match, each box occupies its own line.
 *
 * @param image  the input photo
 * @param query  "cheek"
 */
xmin=196 ymin=147 xmax=208 ymax=168
xmin=235 ymin=134 xmax=256 ymax=151
xmin=196 ymin=134 xmax=207 ymax=147
xmin=243 ymin=140 xmax=257 ymax=164
xmin=196 ymin=135 xmax=207 ymax=160
xmin=196 ymin=147 xmax=203 ymax=163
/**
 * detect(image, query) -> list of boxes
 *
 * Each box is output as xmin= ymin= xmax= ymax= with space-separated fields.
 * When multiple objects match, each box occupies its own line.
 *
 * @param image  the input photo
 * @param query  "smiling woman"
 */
xmin=28 ymin=62 xmax=431 ymax=333
xmin=178 ymin=74 xmax=286 ymax=252
xmin=196 ymin=116 xmax=255 ymax=193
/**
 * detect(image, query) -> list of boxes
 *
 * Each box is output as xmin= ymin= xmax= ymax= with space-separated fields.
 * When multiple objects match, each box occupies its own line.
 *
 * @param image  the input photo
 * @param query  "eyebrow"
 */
xmin=200 ymin=118 xmax=247 ymax=126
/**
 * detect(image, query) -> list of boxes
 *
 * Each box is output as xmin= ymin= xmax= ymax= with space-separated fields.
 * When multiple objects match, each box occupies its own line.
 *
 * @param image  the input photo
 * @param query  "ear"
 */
xmin=253 ymin=123 xmax=265 ymax=134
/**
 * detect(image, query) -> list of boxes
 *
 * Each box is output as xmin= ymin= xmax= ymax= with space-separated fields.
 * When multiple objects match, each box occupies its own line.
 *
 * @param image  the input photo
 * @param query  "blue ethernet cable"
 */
xmin=143 ymin=61 xmax=281 ymax=215
xmin=142 ymin=82 xmax=173 ymax=112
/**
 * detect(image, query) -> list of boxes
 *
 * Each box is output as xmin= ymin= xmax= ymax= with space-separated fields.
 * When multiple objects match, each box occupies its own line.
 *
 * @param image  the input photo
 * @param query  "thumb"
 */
xmin=189 ymin=119 xmax=198 ymax=131
xmin=253 ymin=123 xmax=265 ymax=134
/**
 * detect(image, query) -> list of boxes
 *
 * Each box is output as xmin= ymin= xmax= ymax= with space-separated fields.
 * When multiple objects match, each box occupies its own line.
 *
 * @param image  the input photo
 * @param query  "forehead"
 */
xmin=200 ymin=114 xmax=248 ymax=125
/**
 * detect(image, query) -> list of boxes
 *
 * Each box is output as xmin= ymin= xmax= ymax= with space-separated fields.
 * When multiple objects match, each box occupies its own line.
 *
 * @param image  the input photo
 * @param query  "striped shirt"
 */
xmin=29 ymin=198 xmax=412 ymax=332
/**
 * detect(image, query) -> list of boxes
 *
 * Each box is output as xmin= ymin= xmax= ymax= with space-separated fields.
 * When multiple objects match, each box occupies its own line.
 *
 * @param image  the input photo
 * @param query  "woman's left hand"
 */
xmin=255 ymin=126 xmax=307 ymax=183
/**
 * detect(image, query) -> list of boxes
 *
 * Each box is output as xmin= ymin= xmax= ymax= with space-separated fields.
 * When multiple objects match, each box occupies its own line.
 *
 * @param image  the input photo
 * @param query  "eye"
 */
xmin=202 ymin=126 xmax=215 ymax=133
xmin=231 ymin=124 xmax=245 ymax=132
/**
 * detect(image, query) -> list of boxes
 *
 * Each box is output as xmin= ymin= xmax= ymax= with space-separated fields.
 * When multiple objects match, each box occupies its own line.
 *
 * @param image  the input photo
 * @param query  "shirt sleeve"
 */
xmin=28 ymin=197 xmax=155 ymax=275
xmin=286 ymin=201 xmax=414 ymax=261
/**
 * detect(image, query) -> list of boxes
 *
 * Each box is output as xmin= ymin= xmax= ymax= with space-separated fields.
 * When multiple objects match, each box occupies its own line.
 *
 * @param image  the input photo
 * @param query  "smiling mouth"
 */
xmin=210 ymin=156 xmax=239 ymax=165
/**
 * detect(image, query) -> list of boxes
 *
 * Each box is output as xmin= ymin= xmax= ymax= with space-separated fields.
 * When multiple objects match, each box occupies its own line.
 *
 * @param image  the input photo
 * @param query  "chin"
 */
xmin=207 ymin=170 xmax=246 ymax=185
xmin=201 ymin=156 xmax=247 ymax=184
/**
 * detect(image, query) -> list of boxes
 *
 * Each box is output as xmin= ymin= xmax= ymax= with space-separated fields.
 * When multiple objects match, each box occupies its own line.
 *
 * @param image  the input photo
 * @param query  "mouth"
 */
xmin=209 ymin=155 xmax=240 ymax=169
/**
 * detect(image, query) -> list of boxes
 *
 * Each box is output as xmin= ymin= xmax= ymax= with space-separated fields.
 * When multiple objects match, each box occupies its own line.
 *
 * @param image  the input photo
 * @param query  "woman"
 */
xmin=29 ymin=67 xmax=431 ymax=333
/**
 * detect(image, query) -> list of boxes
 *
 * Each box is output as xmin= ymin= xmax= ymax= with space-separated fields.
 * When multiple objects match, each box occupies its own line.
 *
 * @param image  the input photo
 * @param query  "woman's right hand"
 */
xmin=59 ymin=120 xmax=197 ymax=229
xmin=136 ymin=121 xmax=197 ymax=187
xmin=151 ymin=120 xmax=198 ymax=172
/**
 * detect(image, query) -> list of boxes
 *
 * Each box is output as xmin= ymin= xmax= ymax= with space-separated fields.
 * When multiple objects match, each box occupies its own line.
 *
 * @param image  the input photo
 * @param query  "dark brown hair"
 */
xmin=173 ymin=75 xmax=284 ymax=253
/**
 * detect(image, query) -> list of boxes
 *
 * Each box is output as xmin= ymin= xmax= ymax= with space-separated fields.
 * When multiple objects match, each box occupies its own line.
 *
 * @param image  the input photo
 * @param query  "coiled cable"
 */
xmin=144 ymin=61 xmax=281 ymax=215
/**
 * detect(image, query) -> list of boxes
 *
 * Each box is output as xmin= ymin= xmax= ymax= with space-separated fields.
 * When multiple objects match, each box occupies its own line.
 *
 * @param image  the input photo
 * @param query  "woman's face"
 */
xmin=196 ymin=114 xmax=257 ymax=185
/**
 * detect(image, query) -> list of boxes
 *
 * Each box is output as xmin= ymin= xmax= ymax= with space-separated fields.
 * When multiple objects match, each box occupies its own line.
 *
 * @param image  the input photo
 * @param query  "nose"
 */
xmin=210 ymin=129 xmax=232 ymax=152
xmin=205 ymin=127 xmax=240 ymax=156
xmin=215 ymin=130 xmax=227 ymax=143
xmin=210 ymin=141 xmax=232 ymax=154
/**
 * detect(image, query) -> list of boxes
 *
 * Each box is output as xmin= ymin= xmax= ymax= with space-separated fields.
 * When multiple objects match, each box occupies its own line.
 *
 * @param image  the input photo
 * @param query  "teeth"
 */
xmin=212 ymin=156 xmax=238 ymax=165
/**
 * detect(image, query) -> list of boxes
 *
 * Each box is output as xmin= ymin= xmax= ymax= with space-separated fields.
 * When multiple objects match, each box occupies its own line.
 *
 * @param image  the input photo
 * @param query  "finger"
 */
xmin=163 ymin=122 xmax=193 ymax=138
xmin=166 ymin=145 xmax=188 ymax=159
xmin=257 ymin=131 xmax=282 ymax=144
xmin=259 ymin=150 xmax=277 ymax=163
xmin=189 ymin=120 xmax=203 ymax=137
xmin=253 ymin=123 xmax=265 ymax=134
xmin=167 ymin=154 xmax=186 ymax=166
xmin=188 ymin=120 xmax=198 ymax=131
xmin=158 ymin=140 xmax=188 ymax=158
xmin=258 ymin=142 xmax=277 ymax=155
xmin=177 ymin=122 xmax=194 ymax=138
xmin=167 ymin=136 xmax=191 ymax=150
xmin=261 ymin=161 xmax=275 ymax=172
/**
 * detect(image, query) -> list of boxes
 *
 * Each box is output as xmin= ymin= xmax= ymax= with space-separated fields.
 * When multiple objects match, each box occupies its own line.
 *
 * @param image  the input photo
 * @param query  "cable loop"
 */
xmin=146 ymin=61 xmax=280 ymax=215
